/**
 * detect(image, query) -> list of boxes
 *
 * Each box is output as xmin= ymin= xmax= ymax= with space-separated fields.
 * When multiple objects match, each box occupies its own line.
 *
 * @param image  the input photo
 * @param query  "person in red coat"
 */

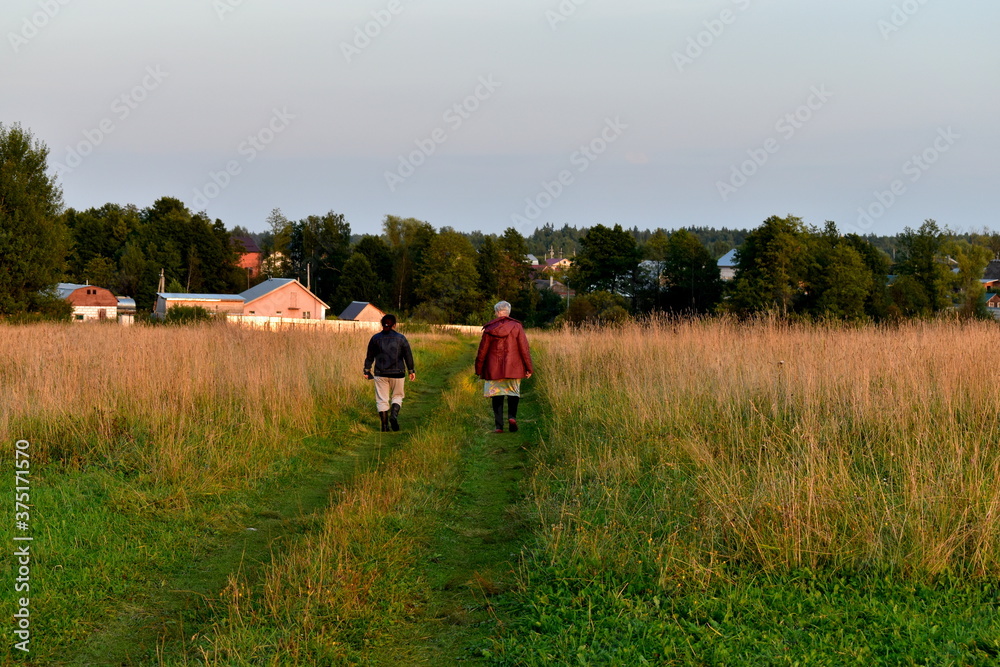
xmin=475 ymin=300 xmax=533 ymax=433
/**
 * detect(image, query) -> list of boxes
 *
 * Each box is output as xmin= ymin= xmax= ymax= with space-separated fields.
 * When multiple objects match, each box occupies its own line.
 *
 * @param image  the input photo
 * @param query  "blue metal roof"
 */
xmin=717 ymin=249 xmax=738 ymax=267
xmin=239 ymin=278 xmax=297 ymax=304
xmin=339 ymin=301 xmax=384 ymax=320
xmin=56 ymin=283 xmax=89 ymax=299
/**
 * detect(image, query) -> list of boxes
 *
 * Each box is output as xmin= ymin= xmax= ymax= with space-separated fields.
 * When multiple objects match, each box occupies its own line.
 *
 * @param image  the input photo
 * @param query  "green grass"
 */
xmin=177 ymin=339 xmax=539 ymax=665
xmin=487 ymin=324 xmax=1000 ymax=665
xmin=0 ymin=333 xmax=461 ymax=664
xmin=493 ymin=566 xmax=1000 ymax=665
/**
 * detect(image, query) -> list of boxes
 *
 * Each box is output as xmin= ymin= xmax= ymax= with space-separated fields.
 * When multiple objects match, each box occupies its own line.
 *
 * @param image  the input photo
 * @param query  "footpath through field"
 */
xmin=65 ymin=335 xmax=533 ymax=664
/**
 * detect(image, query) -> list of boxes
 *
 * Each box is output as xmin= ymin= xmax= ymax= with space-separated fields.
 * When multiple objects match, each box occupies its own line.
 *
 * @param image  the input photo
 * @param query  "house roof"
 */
xmin=984 ymin=260 xmax=1000 ymax=281
xmin=717 ymin=249 xmax=738 ymax=268
xmin=339 ymin=301 xmax=384 ymax=320
xmin=56 ymin=283 xmax=89 ymax=299
xmin=157 ymin=293 xmax=245 ymax=301
xmin=232 ymin=235 xmax=261 ymax=254
xmin=240 ymin=278 xmax=296 ymax=304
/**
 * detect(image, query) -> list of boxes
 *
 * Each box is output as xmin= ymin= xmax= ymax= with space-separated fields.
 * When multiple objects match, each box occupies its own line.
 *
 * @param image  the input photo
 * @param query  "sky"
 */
xmin=3 ymin=0 xmax=997 ymax=238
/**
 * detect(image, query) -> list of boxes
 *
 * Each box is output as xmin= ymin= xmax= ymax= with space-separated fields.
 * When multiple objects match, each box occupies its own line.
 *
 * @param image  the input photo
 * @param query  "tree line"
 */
xmin=3 ymin=122 xmax=997 ymax=325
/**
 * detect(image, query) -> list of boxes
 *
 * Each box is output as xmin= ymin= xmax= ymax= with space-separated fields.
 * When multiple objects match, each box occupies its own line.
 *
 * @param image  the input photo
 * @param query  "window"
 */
xmin=75 ymin=314 xmax=84 ymax=321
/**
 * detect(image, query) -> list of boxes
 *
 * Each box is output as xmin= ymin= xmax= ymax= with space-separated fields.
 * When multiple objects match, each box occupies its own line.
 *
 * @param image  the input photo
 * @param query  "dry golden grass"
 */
xmin=0 ymin=322 xmax=371 ymax=491
xmin=530 ymin=318 xmax=1000 ymax=579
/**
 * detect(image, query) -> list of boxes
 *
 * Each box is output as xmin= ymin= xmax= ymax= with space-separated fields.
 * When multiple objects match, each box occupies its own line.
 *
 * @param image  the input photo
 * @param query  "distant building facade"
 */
xmin=57 ymin=283 xmax=118 ymax=322
xmin=717 ymin=249 xmax=738 ymax=281
xmin=154 ymin=293 xmax=246 ymax=318
xmin=233 ymin=236 xmax=263 ymax=279
xmin=241 ymin=278 xmax=328 ymax=319
xmin=338 ymin=301 xmax=386 ymax=322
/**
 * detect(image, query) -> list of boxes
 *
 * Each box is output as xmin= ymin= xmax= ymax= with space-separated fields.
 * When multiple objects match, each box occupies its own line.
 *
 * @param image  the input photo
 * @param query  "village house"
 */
xmin=233 ymin=235 xmax=263 ymax=280
xmin=57 ymin=283 xmax=118 ymax=322
xmin=154 ymin=278 xmax=327 ymax=320
xmin=241 ymin=278 xmax=328 ymax=319
xmin=338 ymin=301 xmax=386 ymax=322
xmin=154 ymin=293 xmax=245 ymax=318
xmin=717 ymin=249 xmax=738 ymax=281
xmin=532 ymin=278 xmax=575 ymax=298
xmin=986 ymin=293 xmax=1000 ymax=309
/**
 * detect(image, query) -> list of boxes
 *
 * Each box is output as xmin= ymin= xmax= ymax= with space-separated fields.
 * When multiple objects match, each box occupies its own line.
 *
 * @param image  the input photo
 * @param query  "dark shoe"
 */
xmin=508 ymin=418 xmax=518 ymax=433
xmin=379 ymin=411 xmax=389 ymax=432
xmin=389 ymin=404 xmax=400 ymax=432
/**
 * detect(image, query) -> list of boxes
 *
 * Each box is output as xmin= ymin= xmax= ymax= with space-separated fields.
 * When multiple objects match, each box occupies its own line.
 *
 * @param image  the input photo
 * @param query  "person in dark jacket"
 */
xmin=475 ymin=300 xmax=533 ymax=433
xmin=363 ymin=314 xmax=416 ymax=432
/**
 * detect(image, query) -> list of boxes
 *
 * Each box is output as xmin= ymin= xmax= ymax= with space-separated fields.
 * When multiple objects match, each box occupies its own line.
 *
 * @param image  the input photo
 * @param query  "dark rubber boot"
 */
xmin=508 ymin=397 xmax=520 ymax=432
xmin=379 ymin=411 xmax=390 ymax=432
xmin=389 ymin=403 xmax=400 ymax=432
xmin=492 ymin=396 xmax=505 ymax=432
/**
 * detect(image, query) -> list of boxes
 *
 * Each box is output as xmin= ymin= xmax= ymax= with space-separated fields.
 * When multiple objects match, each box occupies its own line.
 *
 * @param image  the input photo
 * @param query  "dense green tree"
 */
xmin=497 ymin=227 xmax=532 ymax=298
xmin=0 ymin=123 xmax=69 ymax=315
xmin=948 ymin=239 xmax=992 ymax=319
xmin=477 ymin=227 xmax=532 ymax=304
xmin=561 ymin=290 xmax=630 ymax=326
xmin=414 ymin=229 xmax=481 ymax=323
xmin=63 ymin=203 xmax=140 ymax=281
xmin=729 ymin=215 xmax=810 ymax=316
xmin=801 ymin=223 xmax=874 ymax=321
xmin=637 ymin=229 xmax=721 ymax=313
xmin=841 ymin=233 xmax=892 ymax=320
xmin=476 ymin=235 xmax=502 ymax=299
xmin=331 ymin=253 xmax=381 ymax=313
xmin=893 ymin=220 xmax=952 ymax=315
xmin=82 ymin=256 xmax=118 ymax=290
xmin=570 ymin=223 xmax=640 ymax=295
xmin=384 ymin=215 xmax=436 ymax=311
xmin=287 ymin=211 xmax=351 ymax=304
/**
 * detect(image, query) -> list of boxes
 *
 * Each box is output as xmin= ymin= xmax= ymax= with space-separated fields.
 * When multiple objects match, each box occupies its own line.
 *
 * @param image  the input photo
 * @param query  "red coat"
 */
xmin=475 ymin=316 xmax=533 ymax=380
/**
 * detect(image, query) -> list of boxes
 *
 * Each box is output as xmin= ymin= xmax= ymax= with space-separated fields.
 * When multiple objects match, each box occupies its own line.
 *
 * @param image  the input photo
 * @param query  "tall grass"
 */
xmin=0 ymin=322 xmax=370 ymax=490
xmin=529 ymin=318 xmax=1000 ymax=580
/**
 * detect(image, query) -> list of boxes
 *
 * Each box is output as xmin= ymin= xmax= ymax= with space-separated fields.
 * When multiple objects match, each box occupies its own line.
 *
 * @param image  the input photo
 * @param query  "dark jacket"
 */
xmin=475 ymin=316 xmax=533 ymax=381
xmin=364 ymin=329 xmax=414 ymax=378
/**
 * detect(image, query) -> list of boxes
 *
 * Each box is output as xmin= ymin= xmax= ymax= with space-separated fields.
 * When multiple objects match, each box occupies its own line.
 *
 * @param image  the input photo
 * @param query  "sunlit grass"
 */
xmin=529 ymin=317 xmax=1000 ymax=580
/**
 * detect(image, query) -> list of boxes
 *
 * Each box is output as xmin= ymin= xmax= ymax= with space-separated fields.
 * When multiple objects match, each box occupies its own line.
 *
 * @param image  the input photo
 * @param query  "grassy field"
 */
xmin=5 ymin=319 xmax=1000 ymax=665
xmin=493 ymin=318 xmax=1000 ymax=664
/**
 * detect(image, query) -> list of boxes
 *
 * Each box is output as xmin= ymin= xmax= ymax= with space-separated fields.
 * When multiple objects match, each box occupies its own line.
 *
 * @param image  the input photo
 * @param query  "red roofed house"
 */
xmin=57 ymin=283 xmax=118 ymax=322
xmin=233 ymin=235 xmax=263 ymax=278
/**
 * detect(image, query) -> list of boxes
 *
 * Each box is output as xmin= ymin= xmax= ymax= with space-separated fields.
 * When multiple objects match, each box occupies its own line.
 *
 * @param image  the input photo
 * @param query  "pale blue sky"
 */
xmin=3 ymin=0 xmax=997 ymax=236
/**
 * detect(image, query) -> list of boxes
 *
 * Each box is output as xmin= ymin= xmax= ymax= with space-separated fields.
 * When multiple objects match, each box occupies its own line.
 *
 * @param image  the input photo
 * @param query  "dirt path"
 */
xmin=66 ymin=342 xmax=471 ymax=666
xmin=367 ymin=365 xmax=538 ymax=664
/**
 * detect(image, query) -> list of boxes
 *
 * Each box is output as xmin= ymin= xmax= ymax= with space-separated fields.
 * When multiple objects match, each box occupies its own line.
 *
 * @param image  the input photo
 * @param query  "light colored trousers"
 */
xmin=373 ymin=376 xmax=405 ymax=412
